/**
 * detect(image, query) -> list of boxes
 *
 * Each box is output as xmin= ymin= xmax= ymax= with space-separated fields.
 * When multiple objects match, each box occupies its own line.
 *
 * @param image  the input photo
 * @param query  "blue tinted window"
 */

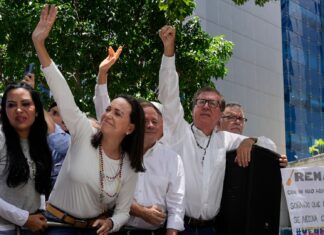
xmin=282 ymin=0 xmax=324 ymax=161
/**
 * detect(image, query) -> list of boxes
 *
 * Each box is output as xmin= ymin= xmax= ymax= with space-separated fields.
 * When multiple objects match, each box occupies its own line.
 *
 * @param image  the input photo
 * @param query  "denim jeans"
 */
xmin=0 ymin=231 xmax=15 ymax=235
xmin=0 ymin=230 xmax=41 ymax=235
xmin=44 ymin=227 xmax=97 ymax=235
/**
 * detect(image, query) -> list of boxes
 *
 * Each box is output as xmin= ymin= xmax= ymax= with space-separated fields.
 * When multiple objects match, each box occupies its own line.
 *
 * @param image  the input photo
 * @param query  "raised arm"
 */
xmin=32 ymin=4 xmax=56 ymax=68
xmin=94 ymin=46 xmax=122 ymax=120
xmin=158 ymin=26 xmax=187 ymax=144
xmin=98 ymin=46 xmax=122 ymax=85
xmin=22 ymin=73 xmax=35 ymax=89
xmin=32 ymin=5 xmax=90 ymax=137
xmin=159 ymin=26 xmax=175 ymax=57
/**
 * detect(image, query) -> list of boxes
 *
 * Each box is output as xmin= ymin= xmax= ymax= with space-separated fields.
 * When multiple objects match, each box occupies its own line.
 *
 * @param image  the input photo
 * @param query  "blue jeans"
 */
xmin=0 ymin=230 xmax=41 ymax=235
xmin=0 ymin=231 xmax=15 ymax=235
xmin=44 ymin=227 xmax=97 ymax=235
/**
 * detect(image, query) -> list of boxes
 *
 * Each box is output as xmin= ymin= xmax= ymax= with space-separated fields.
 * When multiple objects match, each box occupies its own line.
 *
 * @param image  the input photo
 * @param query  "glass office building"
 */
xmin=282 ymin=0 xmax=324 ymax=161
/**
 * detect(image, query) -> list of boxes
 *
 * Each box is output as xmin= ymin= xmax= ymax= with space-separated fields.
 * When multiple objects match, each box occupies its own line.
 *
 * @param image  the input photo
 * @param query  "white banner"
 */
xmin=281 ymin=167 xmax=324 ymax=235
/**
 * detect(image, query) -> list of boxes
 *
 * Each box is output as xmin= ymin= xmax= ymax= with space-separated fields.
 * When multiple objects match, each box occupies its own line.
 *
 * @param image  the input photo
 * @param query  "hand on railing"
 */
xmin=24 ymin=213 xmax=48 ymax=232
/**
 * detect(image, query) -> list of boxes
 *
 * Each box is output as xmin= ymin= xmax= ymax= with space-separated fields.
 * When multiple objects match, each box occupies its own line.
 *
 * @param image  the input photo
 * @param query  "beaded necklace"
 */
xmin=190 ymin=124 xmax=212 ymax=165
xmin=98 ymin=144 xmax=124 ymax=204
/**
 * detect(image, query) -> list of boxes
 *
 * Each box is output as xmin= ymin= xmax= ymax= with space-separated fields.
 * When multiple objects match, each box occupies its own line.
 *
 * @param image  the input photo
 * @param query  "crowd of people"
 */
xmin=0 ymin=4 xmax=287 ymax=235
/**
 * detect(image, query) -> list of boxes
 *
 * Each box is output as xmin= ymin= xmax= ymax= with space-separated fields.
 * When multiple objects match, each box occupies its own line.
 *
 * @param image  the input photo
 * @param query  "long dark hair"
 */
xmin=1 ymin=83 xmax=52 ymax=195
xmin=92 ymin=95 xmax=145 ymax=172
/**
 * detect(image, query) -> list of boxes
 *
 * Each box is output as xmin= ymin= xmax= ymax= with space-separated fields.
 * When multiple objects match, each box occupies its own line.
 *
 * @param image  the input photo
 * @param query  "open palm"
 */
xmin=99 ymin=46 xmax=123 ymax=74
xmin=32 ymin=4 xmax=57 ymax=43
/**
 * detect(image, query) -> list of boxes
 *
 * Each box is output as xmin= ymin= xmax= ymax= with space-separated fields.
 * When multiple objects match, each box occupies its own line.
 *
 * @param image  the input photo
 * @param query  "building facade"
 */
xmin=195 ymin=0 xmax=286 ymax=154
xmin=195 ymin=0 xmax=324 ymax=161
xmin=282 ymin=0 xmax=324 ymax=161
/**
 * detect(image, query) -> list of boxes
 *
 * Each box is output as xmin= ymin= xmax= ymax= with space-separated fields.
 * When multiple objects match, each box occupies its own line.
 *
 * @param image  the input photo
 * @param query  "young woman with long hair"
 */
xmin=0 ymin=83 xmax=52 ymax=234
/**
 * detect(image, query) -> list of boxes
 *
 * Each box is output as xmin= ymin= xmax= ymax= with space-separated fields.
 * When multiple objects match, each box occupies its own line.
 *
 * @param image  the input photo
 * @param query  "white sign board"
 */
xmin=281 ymin=167 xmax=324 ymax=235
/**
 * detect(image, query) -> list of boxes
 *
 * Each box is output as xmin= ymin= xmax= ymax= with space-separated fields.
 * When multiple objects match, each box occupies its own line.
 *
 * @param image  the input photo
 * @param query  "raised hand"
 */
xmin=32 ymin=4 xmax=57 ymax=68
xmin=97 ymin=46 xmax=122 ymax=84
xmin=22 ymin=73 xmax=35 ymax=89
xmin=159 ymin=25 xmax=176 ymax=57
xmin=99 ymin=46 xmax=122 ymax=75
xmin=32 ymin=4 xmax=57 ymax=44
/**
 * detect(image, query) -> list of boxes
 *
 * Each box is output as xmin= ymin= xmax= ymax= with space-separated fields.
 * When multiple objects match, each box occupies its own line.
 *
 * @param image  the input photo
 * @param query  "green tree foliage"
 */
xmin=0 ymin=0 xmax=233 ymax=120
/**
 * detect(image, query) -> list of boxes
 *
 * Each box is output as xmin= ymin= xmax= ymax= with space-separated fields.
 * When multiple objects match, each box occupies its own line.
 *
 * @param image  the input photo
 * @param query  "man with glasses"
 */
xmin=219 ymin=103 xmax=247 ymax=135
xmin=158 ymin=26 xmax=257 ymax=235
xmin=219 ymin=103 xmax=288 ymax=167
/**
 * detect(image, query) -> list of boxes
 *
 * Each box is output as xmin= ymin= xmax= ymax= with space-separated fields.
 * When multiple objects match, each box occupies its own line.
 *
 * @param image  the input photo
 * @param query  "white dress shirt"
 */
xmin=257 ymin=136 xmax=277 ymax=152
xmin=126 ymin=141 xmax=185 ymax=231
xmin=158 ymin=55 xmax=249 ymax=220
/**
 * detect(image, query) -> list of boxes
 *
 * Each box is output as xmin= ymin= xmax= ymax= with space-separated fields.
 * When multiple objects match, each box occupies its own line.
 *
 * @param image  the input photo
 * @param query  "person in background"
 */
xmin=219 ymin=103 xmax=288 ymax=167
xmin=158 ymin=25 xmax=260 ymax=235
xmin=48 ymin=102 xmax=68 ymax=133
xmin=0 ymin=82 xmax=52 ymax=234
xmin=93 ymin=48 xmax=185 ymax=235
xmin=126 ymin=102 xmax=185 ymax=235
xmin=32 ymin=5 xmax=145 ymax=235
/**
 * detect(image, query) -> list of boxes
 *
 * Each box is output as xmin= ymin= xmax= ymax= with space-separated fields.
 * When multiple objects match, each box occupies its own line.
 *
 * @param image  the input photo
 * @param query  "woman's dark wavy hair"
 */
xmin=91 ymin=94 xmax=145 ymax=172
xmin=1 ymin=83 xmax=52 ymax=195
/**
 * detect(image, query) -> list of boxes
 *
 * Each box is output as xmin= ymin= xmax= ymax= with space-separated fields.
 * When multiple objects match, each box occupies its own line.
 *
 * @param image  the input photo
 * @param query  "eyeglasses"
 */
xmin=222 ymin=115 xmax=248 ymax=122
xmin=195 ymin=99 xmax=221 ymax=109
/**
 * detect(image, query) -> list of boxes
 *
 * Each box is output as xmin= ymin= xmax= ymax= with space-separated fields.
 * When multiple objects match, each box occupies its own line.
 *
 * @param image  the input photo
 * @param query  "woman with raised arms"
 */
xmin=32 ymin=5 xmax=145 ymax=235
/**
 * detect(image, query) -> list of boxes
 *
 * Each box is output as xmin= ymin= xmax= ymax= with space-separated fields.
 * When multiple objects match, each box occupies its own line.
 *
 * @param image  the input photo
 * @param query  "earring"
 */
xmin=126 ymin=132 xmax=129 ymax=135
